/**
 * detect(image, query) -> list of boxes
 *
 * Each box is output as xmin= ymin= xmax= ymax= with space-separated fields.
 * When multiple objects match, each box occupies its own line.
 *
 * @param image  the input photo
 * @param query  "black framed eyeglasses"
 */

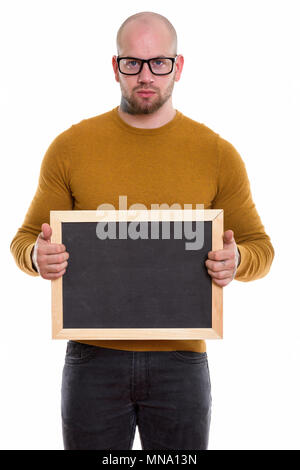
xmin=117 ymin=56 xmax=177 ymax=76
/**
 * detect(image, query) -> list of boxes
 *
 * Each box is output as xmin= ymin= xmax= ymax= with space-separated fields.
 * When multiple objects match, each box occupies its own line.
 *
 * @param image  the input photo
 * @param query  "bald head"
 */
xmin=116 ymin=11 xmax=177 ymax=56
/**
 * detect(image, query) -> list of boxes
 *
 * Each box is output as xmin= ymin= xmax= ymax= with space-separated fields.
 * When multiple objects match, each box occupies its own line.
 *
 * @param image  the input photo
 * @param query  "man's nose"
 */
xmin=137 ymin=62 xmax=154 ymax=83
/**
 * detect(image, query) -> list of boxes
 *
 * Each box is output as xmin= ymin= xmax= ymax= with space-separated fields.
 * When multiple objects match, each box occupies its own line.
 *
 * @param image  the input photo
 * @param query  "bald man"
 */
xmin=10 ymin=11 xmax=274 ymax=450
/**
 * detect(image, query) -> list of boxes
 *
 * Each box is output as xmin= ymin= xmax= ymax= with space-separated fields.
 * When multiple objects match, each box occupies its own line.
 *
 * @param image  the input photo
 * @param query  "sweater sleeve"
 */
xmin=10 ymin=128 xmax=74 ymax=277
xmin=212 ymin=135 xmax=275 ymax=282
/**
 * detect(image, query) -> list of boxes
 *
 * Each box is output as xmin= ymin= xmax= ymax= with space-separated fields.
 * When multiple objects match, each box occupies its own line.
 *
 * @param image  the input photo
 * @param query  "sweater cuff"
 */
xmin=234 ymin=243 xmax=249 ymax=281
xmin=25 ymin=242 xmax=40 ymax=277
xmin=237 ymin=246 xmax=241 ymax=267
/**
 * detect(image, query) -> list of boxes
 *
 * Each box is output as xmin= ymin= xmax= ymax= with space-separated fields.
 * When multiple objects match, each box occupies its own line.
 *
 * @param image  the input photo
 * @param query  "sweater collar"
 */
xmin=110 ymin=106 xmax=183 ymax=136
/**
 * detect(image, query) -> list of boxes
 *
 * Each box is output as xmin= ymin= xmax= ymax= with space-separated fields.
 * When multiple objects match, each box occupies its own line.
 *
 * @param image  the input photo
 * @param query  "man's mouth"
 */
xmin=137 ymin=91 xmax=156 ymax=97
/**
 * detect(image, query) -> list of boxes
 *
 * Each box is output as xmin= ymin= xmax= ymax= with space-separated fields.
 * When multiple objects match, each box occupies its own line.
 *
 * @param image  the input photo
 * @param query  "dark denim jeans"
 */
xmin=61 ymin=341 xmax=212 ymax=450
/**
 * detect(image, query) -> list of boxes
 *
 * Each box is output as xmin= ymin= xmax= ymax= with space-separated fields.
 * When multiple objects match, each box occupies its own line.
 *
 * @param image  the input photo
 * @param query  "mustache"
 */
xmin=134 ymin=87 xmax=158 ymax=92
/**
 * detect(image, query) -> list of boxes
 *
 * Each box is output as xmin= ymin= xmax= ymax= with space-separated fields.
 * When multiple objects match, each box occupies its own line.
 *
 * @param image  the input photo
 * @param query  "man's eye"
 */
xmin=153 ymin=60 xmax=163 ymax=66
xmin=129 ymin=61 xmax=138 ymax=67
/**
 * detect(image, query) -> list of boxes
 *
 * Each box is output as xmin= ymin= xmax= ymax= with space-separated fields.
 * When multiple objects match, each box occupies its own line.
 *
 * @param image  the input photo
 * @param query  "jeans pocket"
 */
xmin=171 ymin=350 xmax=208 ymax=364
xmin=65 ymin=340 xmax=98 ymax=365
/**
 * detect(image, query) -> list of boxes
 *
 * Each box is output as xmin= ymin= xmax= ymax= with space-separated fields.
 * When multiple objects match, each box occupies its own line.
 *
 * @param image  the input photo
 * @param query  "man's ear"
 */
xmin=112 ymin=55 xmax=120 ymax=83
xmin=174 ymin=54 xmax=184 ymax=82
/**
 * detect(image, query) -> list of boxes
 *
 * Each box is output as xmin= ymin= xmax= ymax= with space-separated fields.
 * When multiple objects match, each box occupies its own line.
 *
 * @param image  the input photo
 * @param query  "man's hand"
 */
xmin=31 ymin=223 xmax=69 ymax=280
xmin=205 ymin=229 xmax=240 ymax=287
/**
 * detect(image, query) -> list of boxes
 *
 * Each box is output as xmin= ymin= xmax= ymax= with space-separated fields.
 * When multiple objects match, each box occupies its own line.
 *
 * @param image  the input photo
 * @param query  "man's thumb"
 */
xmin=40 ymin=223 xmax=52 ymax=242
xmin=224 ymin=229 xmax=234 ymax=243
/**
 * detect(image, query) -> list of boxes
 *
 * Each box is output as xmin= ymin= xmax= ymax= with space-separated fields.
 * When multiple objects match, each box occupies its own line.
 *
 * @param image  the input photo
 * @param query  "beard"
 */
xmin=119 ymin=77 xmax=175 ymax=115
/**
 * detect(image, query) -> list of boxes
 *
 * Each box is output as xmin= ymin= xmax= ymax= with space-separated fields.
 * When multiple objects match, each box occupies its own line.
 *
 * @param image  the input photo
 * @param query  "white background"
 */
xmin=1 ymin=0 xmax=299 ymax=450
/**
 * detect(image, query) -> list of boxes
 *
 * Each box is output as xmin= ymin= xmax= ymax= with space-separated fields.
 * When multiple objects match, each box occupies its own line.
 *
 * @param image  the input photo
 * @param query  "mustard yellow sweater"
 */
xmin=10 ymin=106 xmax=274 ymax=352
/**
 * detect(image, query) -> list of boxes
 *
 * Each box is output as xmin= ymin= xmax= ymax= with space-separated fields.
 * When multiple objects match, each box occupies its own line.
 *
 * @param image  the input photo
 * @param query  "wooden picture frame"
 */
xmin=50 ymin=209 xmax=223 ymax=340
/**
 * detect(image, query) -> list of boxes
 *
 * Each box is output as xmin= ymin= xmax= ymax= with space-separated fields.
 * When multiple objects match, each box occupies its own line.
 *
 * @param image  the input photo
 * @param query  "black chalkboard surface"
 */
xmin=50 ymin=210 xmax=223 ymax=340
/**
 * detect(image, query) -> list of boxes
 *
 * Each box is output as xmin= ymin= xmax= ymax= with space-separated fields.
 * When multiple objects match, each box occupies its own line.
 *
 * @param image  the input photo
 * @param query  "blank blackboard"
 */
xmin=51 ymin=210 xmax=223 ymax=340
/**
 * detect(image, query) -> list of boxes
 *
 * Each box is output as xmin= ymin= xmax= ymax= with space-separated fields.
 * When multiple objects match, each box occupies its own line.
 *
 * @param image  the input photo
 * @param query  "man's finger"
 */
xmin=38 ymin=242 xmax=66 ymax=254
xmin=43 ymin=269 xmax=66 ymax=279
xmin=223 ymin=229 xmax=235 ymax=243
xmin=45 ymin=261 xmax=68 ymax=273
xmin=206 ymin=257 xmax=235 ymax=272
xmin=43 ymin=252 xmax=69 ymax=265
xmin=207 ymin=268 xmax=233 ymax=279
xmin=207 ymin=249 xmax=235 ymax=261
xmin=212 ymin=277 xmax=232 ymax=287
xmin=41 ymin=223 xmax=52 ymax=242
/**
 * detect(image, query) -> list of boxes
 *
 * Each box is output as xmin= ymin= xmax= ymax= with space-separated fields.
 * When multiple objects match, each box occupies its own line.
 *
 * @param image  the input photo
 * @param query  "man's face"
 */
xmin=113 ymin=21 xmax=183 ymax=115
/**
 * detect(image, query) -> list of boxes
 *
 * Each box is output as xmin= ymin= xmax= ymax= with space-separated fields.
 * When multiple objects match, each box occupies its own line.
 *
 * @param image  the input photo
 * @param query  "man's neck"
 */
xmin=117 ymin=102 xmax=176 ymax=129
